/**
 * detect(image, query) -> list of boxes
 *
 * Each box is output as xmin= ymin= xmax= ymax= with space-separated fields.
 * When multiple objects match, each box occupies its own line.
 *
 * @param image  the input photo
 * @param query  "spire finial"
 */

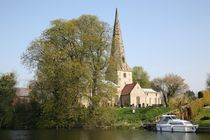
xmin=115 ymin=8 xmax=118 ymax=17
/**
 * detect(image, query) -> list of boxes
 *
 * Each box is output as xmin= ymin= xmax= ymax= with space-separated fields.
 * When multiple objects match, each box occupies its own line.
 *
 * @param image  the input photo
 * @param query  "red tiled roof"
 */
xmin=121 ymin=83 xmax=136 ymax=96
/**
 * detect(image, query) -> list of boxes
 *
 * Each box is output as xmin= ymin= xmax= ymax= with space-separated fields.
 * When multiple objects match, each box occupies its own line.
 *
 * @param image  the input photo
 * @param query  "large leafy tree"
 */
xmin=0 ymin=73 xmax=16 ymax=128
xmin=151 ymin=74 xmax=188 ymax=107
xmin=22 ymin=15 xmax=112 ymax=128
xmin=132 ymin=66 xmax=151 ymax=88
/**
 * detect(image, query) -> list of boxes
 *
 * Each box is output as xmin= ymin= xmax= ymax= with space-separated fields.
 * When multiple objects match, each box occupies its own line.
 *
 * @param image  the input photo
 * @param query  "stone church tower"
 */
xmin=106 ymin=9 xmax=133 ymax=103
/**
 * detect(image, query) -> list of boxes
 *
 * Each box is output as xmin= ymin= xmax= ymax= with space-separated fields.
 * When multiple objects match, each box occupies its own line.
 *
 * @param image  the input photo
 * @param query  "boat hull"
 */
xmin=156 ymin=125 xmax=198 ymax=132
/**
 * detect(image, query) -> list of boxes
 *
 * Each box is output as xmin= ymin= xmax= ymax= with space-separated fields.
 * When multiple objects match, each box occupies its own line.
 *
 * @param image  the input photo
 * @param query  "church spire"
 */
xmin=105 ymin=8 xmax=130 ymax=84
xmin=113 ymin=8 xmax=119 ymax=36
xmin=112 ymin=8 xmax=130 ymax=71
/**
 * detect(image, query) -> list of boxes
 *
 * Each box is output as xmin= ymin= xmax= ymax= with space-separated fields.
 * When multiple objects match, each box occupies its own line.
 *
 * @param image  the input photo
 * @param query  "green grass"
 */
xmin=83 ymin=106 xmax=172 ymax=129
xmin=195 ymin=108 xmax=210 ymax=127
xmin=111 ymin=107 xmax=172 ymax=128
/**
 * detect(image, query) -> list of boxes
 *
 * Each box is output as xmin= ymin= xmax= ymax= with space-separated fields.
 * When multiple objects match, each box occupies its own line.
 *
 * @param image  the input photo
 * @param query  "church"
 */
xmin=106 ymin=9 xmax=162 ymax=107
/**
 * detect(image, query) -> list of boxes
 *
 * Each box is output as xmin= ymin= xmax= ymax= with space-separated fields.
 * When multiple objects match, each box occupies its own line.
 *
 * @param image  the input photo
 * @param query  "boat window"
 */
xmin=184 ymin=121 xmax=192 ymax=125
xmin=170 ymin=122 xmax=184 ymax=125
xmin=159 ymin=117 xmax=170 ymax=124
xmin=171 ymin=116 xmax=176 ymax=119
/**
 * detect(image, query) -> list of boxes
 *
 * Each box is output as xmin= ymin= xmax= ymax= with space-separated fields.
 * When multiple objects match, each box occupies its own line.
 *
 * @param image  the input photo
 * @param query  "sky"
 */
xmin=0 ymin=0 xmax=210 ymax=92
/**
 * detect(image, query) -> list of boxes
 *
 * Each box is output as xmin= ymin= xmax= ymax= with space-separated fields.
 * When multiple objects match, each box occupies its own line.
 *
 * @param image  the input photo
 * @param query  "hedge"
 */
xmin=190 ymin=90 xmax=210 ymax=119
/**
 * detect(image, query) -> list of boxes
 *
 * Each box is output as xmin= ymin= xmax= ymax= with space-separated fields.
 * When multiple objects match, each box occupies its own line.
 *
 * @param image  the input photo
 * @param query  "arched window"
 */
xmin=123 ymin=73 xmax=126 ymax=78
xmin=149 ymin=98 xmax=151 ymax=105
xmin=122 ymin=56 xmax=125 ymax=63
xmin=136 ymin=96 xmax=140 ymax=105
xmin=158 ymin=98 xmax=161 ymax=104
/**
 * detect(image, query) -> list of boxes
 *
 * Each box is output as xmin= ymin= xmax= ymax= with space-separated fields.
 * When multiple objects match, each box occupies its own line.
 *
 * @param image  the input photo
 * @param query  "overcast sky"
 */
xmin=0 ymin=0 xmax=210 ymax=92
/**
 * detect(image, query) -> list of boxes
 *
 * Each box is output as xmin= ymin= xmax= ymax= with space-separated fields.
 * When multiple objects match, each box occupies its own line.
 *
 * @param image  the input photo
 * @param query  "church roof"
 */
xmin=121 ymin=83 xmax=136 ymax=95
xmin=142 ymin=88 xmax=157 ymax=93
xmin=16 ymin=88 xmax=30 ymax=97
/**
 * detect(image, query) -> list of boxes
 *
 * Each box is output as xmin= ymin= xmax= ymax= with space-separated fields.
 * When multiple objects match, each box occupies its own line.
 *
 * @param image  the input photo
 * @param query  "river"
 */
xmin=0 ymin=129 xmax=209 ymax=140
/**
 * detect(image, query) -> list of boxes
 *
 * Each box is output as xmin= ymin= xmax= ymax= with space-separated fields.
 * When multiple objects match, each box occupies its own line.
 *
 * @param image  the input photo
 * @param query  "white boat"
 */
xmin=156 ymin=115 xmax=198 ymax=132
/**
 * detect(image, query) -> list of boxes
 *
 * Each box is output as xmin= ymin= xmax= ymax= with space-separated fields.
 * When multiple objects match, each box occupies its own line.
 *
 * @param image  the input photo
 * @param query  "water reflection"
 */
xmin=0 ymin=129 xmax=209 ymax=140
xmin=156 ymin=132 xmax=198 ymax=140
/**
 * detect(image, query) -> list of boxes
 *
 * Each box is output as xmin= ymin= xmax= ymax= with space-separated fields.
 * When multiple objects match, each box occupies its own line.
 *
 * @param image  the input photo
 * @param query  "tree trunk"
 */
xmin=162 ymin=93 xmax=168 ymax=107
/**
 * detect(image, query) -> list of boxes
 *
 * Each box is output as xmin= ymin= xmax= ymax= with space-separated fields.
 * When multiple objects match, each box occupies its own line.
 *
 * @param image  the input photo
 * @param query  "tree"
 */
xmin=169 ymin=95 xmax=191 ymax=119
xmin=132 ymin=66 xmax=151 ymax=88
xmin=0 ymin=73 xmax=16 ymax=128
xmin=11 ymin=100 xmax=41 ymax=129
xmin=207 ymin=74 xmax=210 ymax=90
xmin=151 ymin=74 xmax=188 ymax=107
xmin=22 ymin=15 xmax=112 ymax=128
xmin=184 ymin=90 xmax=196 ymax=100
xmin=77 ymin=16 xmax=112 ymax=107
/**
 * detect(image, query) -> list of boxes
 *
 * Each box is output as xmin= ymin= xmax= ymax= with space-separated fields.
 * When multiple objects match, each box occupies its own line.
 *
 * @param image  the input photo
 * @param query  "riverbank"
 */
xmin=195 ymin=107 xmax=210 ymax=127
xmin=84 ymin=106 xmax=172 ymax=129
xmin=0 ymin=106 xmax=172 ymax=130
xmin=111 ymin=107 xmax=172 ymax=129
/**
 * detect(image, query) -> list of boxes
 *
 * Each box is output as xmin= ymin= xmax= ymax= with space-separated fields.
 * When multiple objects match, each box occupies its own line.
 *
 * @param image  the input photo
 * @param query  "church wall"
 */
xmin=130 ymin=84 xmax=146 ymax=107
xmin=123 ymin=83 xmax=162 ymax=107
xmin=144 ymin=92 xmax=161 ymax=106
xmin=117 ymin=70 xmax=132 ymax=91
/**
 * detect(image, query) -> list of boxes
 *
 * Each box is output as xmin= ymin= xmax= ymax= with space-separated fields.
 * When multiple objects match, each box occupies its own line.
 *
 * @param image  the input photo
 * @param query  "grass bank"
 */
xmin=112 ymin=107 xmax=172 ymax=129
xmin=195 ymin=107 xmax=210 ymax=127
xmin=85 ymin=106 xmax=172 ymax=129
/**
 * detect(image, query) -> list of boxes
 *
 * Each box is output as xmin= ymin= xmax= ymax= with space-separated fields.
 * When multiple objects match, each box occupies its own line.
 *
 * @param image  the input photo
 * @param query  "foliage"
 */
xmin=184 ymin=90 xmax=196 ymax=100
xmin=190 ymin=99 xmax=205 ymax=119
xmin=168 ymin=95 xmax=192 ymax=118
xmin=195 ymin=108 xmax=210 ymax=126
xmin=22 ymin=15 xmax=113 ymax=128
xmin=11 ymin=100 xmax=41 ymax=129
xmin=132 ymin=66 xmax=151 ymax=88
xmin=190 ymin=90 xmax=210 ymax=119
xmin=84 ymin=107 xmax=172 ymax=129
xmin=200 ymin=90 xmax=210 ymax=105
xmin=151 ymin=74 xmax=188 ymax=107
xmin=85 ymin=107 xmax=115 ymax=129
xmin=105 ymin=55 xmax=118 ymax=84
xmin=113 ymin=107 xmax=171 ymax=127
xmin=0 ymin=73 xmax=16 ymax=128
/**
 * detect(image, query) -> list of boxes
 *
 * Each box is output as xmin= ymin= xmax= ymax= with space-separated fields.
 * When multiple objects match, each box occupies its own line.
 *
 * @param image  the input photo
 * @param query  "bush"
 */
xmin=11 ymin=100 xmax=41 ymax=129
xmin=114 ymin=107 xmax=171 ymax=124
xmin=190 ymin=99 xmax=204 ymax=119
xmin=85 ymin=107 xmax=115 ymax=129
xmin=200 ymin=116 xmax=210 ymax=120
xmin=195 ymin=108 xmax=210 ymax=126
xmin=190 ymin=90 xmax=210 ymax=119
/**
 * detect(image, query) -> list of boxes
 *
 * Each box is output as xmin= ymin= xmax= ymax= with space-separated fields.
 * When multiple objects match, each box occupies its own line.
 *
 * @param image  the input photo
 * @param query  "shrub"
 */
xmin=190 ymin=90 xmax=210 ymax=119
xmin=85 ymin=107 xmax=115 ymax=129
xmin=200 ymin=116 xmax=210 ymax=120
